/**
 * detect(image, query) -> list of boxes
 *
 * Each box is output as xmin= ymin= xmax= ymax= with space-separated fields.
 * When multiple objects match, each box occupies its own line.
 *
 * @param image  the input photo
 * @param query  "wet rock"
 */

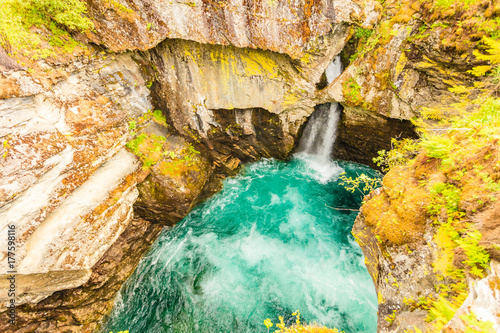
xmin=133 ymin=135 xmax=212 ymax=224
xmin=207 ymin=108 xmax=292 ymax=164
xmin=334 ymin=106 xmax=417 ymax=168
xmin=146 ymin=37 xmax=322 ymax=145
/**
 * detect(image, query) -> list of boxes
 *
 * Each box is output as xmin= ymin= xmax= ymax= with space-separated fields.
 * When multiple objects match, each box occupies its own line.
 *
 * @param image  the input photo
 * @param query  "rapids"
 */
xmin=101 ymin=158 xmax=378 ymax=333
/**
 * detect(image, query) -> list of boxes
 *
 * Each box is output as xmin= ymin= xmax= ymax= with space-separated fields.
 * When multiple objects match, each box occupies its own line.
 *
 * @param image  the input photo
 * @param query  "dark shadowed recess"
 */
xmin=334 ymin=109 xmax=418 ymax=169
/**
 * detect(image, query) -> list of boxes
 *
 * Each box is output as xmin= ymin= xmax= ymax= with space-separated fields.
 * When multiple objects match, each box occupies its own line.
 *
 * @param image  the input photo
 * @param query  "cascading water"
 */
xmin=297 ymin=55 xmax=343 ymax=162
xmin=101 ymin=55 xmax=378 ymax=333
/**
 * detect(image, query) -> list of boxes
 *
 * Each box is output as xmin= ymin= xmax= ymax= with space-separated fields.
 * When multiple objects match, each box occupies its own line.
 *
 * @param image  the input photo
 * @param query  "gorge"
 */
xmin=101 ymin=56 xmax=379 ymax=332
xmin=1 ymin=0 xmax=500 ymax=332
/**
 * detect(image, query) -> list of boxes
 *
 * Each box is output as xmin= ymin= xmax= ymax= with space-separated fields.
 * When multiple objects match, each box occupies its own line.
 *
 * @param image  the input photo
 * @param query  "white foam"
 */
xmin=294 ymin=154 xmax=344 ymax=184
xmin=296 ymin=55 xmax=343 ymax=163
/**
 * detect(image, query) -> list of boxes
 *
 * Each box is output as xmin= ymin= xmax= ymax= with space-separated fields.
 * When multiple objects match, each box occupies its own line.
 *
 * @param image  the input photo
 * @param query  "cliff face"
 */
xmin=84 ymin=0 xmax=380 ymax=57
xmin=2 ymin=0 xmax=498 ymax=331
xmin=354 ymin=151 xmax=500 ymax=332
xmin=0 ymin=0 xmax=384 ymax=331
xmin=0 ymin=53 xmax=151 ymax=300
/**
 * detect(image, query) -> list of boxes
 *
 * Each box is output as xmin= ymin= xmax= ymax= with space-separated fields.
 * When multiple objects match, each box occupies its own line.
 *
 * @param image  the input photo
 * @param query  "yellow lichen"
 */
xmin=433 ymin=224 xmax=456 ymax=276
xmin=240 ymin=49 xmax=278 ymax=78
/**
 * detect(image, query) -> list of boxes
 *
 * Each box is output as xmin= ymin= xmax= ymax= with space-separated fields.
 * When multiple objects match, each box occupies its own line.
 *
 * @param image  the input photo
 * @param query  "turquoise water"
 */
xmin=101 ymin=157 xmax=378 ymax=333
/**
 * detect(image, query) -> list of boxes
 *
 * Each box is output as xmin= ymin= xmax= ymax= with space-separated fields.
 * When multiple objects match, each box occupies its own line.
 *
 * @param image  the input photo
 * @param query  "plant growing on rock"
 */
xmin=373 ymin=138 xmax=419 ymax=172
xmin=366 ymin=26 xmax=500 ymax=332
xmin=339 ymin=172 xmax=382 ymax=199
xmin=0 ymin=0 xmax=93 ymax=60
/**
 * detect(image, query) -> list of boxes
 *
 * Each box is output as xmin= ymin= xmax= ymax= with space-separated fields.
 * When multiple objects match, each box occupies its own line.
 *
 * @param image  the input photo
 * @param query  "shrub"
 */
xmin=22 ymin=0 xmax=94 ymax=31
xmin=373 ymin=138 xmax=418 ymax=172
xmin=420 ymin=135 xmax=454 ymax=160
xmin=339 ymin=172 xmax=382 ymax=198
xmin=0 ymin=0 xmax=93 ymax=59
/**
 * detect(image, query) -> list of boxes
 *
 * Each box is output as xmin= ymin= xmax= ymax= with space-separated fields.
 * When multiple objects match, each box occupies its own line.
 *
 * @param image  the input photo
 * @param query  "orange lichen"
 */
xmin=363 ymin=166 xmax=430 ymax=245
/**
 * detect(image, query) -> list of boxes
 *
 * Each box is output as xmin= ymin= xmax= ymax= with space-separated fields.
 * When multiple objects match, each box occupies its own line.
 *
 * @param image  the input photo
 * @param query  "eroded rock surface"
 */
xmin=134 ymin=133 xmax=213 ymax=224
xmin=353 ymin=147 xmax=500 ymax=332
xmin=333 ymin=106 xmax=417 ymax=168
xmin=0 ymin=54 xmax=152 ymax=304
xmin=85 ymin=0 xmax=381 ymax=58
xmin=0 ymin=217 xmax=163 ymax=333
xmin=145 ymin=34 xmax=343 ymax=145
xmin=0 ymin=49 xmax=220 ymax=331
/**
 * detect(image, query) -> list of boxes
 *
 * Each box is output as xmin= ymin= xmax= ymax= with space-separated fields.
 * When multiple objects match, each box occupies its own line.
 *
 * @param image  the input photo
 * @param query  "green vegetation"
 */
xmin=342 ymin=77 xmax=362 ymax=105
xmin=349 ymin=27 xmax=375 ymax=63
xmin=339 ymin=172 xmax=382 ymax=199
xmin=157 ymin=143 xmax=200 ymax=177
xmin=420 ymin=135 xmax=454 ymax=160
xmin=460 ymin=312 xmax=496 ymax=333
xmin=125 ymin=109 xmax=173 ymax=170
xmin=373 ymin=138 xmax=418 ymax=172
xmin=385 ymin=309 xmax=397 ymax=325
xmin=264 ymin=311 xmax=343 ymax=333
xmin=150 ymin=109 xmax=167 ymax=126
xmin=354 ymin=27 xmax=374 ymax=39
xmin=433 ymin=0 xmax=476 ymax=10
xmin=427 ymin=183 xmax=461 ymax=219
xmin=128 ymin=120 xmax=137 ymax=135
xmin=370 ymin=34 xmax=500 ymax=333
xmin=101 ymin=0 xmax=133 ymax=14
xmin=126 ymin=133 xmax=166 ymax=168
xmin=124 ymin=108 xmax=201 ymax=176
xmin=0 ymin=0 xmax=93 ymax=60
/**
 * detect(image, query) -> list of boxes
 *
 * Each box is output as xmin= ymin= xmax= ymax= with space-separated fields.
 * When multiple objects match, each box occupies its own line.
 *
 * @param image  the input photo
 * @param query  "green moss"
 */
xmin=342 ymin=77 xmax=362 ymax=105
xmin=157 ymin=143 xmax=201 ymax=177
xmin=151 ymin=110 xmax=167 ymax=126
xmin=0 ymin=0 xmax=92 ymax=60
xmin=102 ymin=0 xmax=134 ymax=14
xmin=126 ymin=133 xmax=166 ymax=169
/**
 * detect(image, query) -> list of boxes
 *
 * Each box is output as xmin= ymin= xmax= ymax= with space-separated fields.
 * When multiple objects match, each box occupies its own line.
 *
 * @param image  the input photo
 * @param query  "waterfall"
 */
xmin=297 ymin=55 xmax=342 ymax=162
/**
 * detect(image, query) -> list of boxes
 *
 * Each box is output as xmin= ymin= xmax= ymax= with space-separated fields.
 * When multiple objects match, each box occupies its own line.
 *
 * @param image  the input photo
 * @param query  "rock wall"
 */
xmin=9 ymin=0 xmax=497 ymax=331
xmin=317 ymin=0 xmax=500 ymax=166
xmin=354 ymin=160 xmax=500 ymax=332
xmin=333 ymin=106 xmax=417 ymax=168
xmin=0 ymin=53 xmax=151 ymax=304
xmin=84 ymin=0 xmax=380 ymax=57
xmin=0 ymin=217 xmax=163 ymax=332
xmin=144 ymin=33 xmax=349 ymax=169
xmin=336 ymin=0 xmax=500 ymax=331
